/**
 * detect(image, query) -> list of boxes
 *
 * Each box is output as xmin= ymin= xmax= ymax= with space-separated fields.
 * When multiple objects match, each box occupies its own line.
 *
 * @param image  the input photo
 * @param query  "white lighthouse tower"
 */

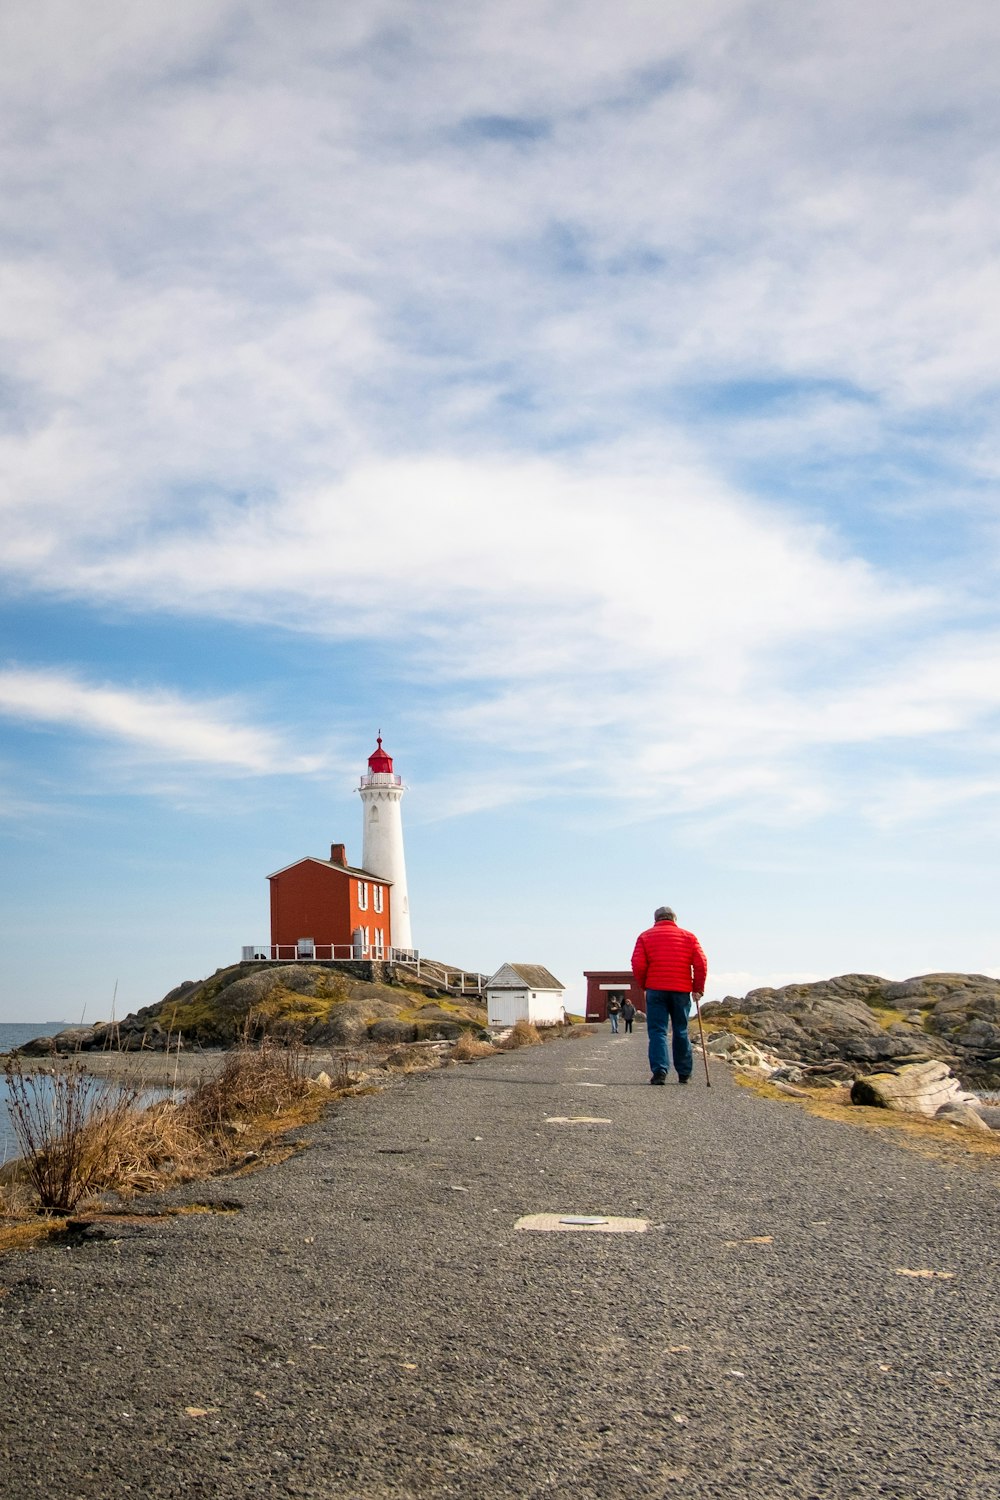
xmin=359 ymin=733 xmax=413 ymax=954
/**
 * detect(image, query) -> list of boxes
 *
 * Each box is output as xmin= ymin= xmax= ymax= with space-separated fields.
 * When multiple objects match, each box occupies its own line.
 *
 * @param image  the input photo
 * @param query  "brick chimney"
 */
xmin=329 ymin=843 xmax=348 ymax=866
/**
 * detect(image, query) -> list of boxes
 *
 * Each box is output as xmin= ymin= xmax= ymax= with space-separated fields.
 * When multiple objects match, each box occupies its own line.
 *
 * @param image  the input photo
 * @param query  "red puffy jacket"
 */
xmin=631 ymin=919 xmax=707 ymax=994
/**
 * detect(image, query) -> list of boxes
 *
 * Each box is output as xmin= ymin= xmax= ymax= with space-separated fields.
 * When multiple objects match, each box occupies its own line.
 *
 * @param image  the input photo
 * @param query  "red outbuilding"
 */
xmin=267 ymin=842 xmax=393 ymax=962
xmin=583 ymin=970 xmax=645 ymax=1022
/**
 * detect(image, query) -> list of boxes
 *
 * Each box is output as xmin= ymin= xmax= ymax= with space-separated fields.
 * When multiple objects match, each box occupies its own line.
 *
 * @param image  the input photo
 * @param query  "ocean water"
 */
xmin=0 ymin=1024 xmax=180 ymax=1168
xmin=0 ymin=1022 xmax=79 ymax=1165
xmin=0 ymin=1022 xmax=72 ymax=1053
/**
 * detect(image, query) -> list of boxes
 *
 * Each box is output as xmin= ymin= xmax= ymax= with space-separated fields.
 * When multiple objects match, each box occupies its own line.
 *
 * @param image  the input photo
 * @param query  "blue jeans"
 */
xmin=609 ymin=1012 xmax=619 ymax=1033
xmin=646 ymin=990 xmax=692 ymax=1079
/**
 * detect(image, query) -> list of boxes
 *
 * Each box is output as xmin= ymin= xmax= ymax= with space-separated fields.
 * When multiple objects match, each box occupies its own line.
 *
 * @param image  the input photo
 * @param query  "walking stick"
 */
xmin=693 ymin=993 xmax=711 ymax=1087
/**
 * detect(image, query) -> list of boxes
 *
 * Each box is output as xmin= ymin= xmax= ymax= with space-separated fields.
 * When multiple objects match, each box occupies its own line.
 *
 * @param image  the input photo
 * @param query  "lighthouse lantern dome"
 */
xmin=367 ymin=734 xmax=393 ymax=775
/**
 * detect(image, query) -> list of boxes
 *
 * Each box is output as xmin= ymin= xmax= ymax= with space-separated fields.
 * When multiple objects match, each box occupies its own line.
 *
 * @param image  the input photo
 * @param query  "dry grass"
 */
xmin=183 ymin=1037 xmax=311 ymax=1132
xmin=451 ymin=1034 xmax=496 ymax=1062
xmin=495 ymin=1019 xmax=543 ymax=1050
xmin=382 ymin=1045 xmax=442 ymax=1073
xmin=73 ymin=1099 xmax=213 ymax=1197
xmin=0 ymin=1038 xmax=336 ymax=1237
xmin=869 ymin=1007 xmax=909 ymax=1030
xmin=538 ymin=1020 xmax=596 ymax=1042
xmin=3 ymin=1063 xmax=147 ymax=1214
xmin=736 ymin=1072 xmax=1000 ymax=1165
xmin=0 ymin=1219 xmax=66 ymax=1253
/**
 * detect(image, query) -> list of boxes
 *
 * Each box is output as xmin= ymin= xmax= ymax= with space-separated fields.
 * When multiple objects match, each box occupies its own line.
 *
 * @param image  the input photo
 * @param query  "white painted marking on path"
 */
xmin=545 ymin=1116 xmax=612 ymax=1125
xmin=516 ymin=1213 xmax=647 ymax=1234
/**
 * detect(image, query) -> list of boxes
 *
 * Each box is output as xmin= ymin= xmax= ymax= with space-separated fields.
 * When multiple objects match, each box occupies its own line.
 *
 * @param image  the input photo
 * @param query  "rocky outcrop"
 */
xmin=710 ymin=972 xmax=1000 ymax=1089
xmin=13 ymin=1026 xmax=102 ymax=1057
xmin=704 ymin=1021 xmax=998 ymax=1133
xmin=13 ymin=960 xmax=487 ymax=1054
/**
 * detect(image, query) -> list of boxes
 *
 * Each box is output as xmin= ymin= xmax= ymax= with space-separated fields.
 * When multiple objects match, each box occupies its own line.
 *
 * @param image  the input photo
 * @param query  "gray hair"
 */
xmin=654 ymin=905 xmax=676 ymax=922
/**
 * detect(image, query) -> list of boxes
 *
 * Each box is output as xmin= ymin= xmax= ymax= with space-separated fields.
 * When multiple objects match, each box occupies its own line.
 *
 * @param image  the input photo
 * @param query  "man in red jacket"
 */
xmin=631 ymin=906 xmax=708 ymax=1086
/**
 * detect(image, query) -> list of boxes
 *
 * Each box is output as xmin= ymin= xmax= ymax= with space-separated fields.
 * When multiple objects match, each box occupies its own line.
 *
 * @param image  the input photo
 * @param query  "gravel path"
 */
xmin=1 ymin=1030 xmax=997 ymax=1499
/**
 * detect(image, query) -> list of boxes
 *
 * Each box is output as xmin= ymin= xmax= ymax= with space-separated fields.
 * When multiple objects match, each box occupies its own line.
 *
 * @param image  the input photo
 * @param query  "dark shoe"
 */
xmin=650 ymin=1071 xmax=668 ymax=1086
xmin=677 ymin=1074 xmax=691 ymax=1085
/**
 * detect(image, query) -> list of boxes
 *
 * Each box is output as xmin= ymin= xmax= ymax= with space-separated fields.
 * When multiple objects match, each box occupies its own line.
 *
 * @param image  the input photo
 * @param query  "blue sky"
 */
xmin=2 ymin=1 xmax=1000 ymax=1022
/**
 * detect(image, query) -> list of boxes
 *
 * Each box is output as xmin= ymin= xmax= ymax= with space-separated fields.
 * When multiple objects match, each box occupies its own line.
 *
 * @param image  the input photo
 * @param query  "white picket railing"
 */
xmin=238 ymin=947 xmax=485 ymax=994
xmin=241 ymin=944 xmax=417 ymax=967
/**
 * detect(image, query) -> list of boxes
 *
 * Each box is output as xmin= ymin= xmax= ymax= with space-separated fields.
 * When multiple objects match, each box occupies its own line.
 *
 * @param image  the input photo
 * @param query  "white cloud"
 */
xmin=2 ymin=1 xmax=1000 ymax=477
xmin=0 ymin=668 xmax=324 ymax=775
xmin=1 ymin=3 xmax=999 ymax=828
xmin=4 ymin=448 xmax=924 ymax=639
xmin=2 ymin=446 xmax=993 ymax=822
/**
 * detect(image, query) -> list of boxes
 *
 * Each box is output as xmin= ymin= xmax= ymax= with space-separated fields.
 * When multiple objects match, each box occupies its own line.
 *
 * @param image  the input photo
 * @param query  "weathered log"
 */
xmin=850 ymin=1060 xmax=979 ymax=1116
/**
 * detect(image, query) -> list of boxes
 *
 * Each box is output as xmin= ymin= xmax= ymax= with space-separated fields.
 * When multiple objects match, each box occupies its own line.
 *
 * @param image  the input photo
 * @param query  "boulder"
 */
xmin=303 ymin=1010 xmax=370 ymax=1047
xmin=368 ymin=1019 xmax=419 ymax=1044
xmin=12 ymin=1025 xmax=103 ymax=1056
xmin=10 ymin=1034 xmax=57 ymax=1056
xmin=951 ymin=1019 xmax=1000 ymax=1054
xmin=413 ymin=1018 xmax=466 ymax=1041
xmin=934 ymin=1102 xmax=993 ymax=1134
xmin=704 ymin=1031 xmax=785 ymax=1074
xmin=705 ymin=1031 xmax=747 ymax=1055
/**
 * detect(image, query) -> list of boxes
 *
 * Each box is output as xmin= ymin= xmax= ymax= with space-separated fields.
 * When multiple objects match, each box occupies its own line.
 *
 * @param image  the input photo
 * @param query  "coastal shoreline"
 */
xmin=1 ymin=1044 xmax=373 ymax=1090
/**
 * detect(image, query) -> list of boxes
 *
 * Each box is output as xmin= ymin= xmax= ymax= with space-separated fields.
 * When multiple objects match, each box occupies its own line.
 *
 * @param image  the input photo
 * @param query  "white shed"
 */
xmin=486 ymin=963 xmax=566 ymax=1029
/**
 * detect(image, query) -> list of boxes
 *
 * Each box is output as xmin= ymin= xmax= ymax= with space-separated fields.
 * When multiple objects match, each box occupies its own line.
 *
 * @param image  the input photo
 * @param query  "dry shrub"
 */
xmin=495 ymin=1019 xmax=542 ymax=1051
xmin=3 ymin=1062 xmax=145 ymax=1213
xmin=0 ymin=1170 xmax=36 ymax=1222
xmin=2 ymin=1039 xmax=325 ymax=1216
xmin=75 ymin=1100 xmax=212 ymax=1196
xmin=451 ymin=1033 xmax=496 ymax=1062
xmin=183 ymin=1038 xmax=311 ymax=1132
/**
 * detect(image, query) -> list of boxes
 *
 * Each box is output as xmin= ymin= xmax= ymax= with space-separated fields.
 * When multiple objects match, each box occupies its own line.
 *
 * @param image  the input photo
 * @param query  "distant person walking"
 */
xmin=621 ymin=998 xmax=636 ymax=1034
xmin=607 ymin=995 xmax=622 ymax=1034
xmin=631 ymin=906 xmax=707 ymax=1086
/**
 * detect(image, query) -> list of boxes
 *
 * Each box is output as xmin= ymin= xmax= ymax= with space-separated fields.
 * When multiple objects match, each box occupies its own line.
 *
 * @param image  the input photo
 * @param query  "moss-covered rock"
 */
xmin=82 ymin=962 xmax=485 ymax=1051
xmin=11 ymin=959 xmax=489 ymax=1056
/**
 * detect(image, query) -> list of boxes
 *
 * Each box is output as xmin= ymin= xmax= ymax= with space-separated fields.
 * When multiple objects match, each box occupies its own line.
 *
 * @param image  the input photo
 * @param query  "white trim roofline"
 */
xmin=266 ymin=855 xmax=392 ymax=884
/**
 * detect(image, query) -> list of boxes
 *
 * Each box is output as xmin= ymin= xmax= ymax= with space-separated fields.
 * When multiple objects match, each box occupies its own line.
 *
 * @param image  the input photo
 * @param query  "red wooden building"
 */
xmin=267 ymin=842 xmax=393 ymax=961
xmin=583 ymin=970 xmax=645 ymax=1022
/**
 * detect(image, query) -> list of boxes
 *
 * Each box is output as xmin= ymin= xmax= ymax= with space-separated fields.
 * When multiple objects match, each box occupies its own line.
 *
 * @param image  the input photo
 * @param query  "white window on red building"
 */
xmin=374 ymin=928 xmax=384 ymax=954
xmin=373 ymin=884 xmax=383 ymax=913
xmin=364 ymin=926 xmax=371 ymax=948
xmin=358 ymin=881 xmax=368 ymax=910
